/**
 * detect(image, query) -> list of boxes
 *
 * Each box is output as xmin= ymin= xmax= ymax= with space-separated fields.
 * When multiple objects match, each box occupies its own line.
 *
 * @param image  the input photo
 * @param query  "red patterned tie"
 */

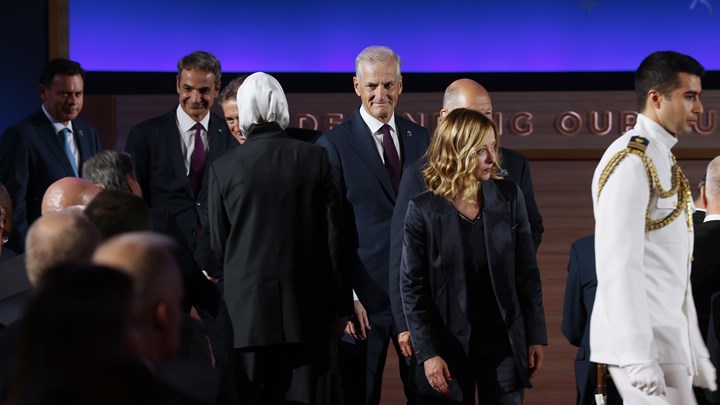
xmin=188 ymin=123 xmax=207 ymax=196
xmin=381 ymin=124 xmax=400 ymax=192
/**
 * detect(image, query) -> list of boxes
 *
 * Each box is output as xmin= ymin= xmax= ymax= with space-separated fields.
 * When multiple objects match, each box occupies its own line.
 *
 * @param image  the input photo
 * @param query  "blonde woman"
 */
xmin=400 ymin=108 xmax=546 ymax=404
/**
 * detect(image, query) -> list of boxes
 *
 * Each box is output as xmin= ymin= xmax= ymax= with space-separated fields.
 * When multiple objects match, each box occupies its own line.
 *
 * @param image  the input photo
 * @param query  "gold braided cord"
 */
xmin=596 ymin=148 xmax=692 ymax=233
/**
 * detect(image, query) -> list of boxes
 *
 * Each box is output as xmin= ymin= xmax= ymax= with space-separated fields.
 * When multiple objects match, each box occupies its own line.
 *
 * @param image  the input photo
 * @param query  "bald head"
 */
xmin=93 ymin=231 xmax=183 ymax=364
xmin=93 ymin=232 xmax=180 ymax=294
xmin=440 ymin=78 xmax=493 ymax=121
xmin=41 ymin=177 xmax=101 ymax=215
xmin=704 ymin=157 xmax=720 ymax=215
xmin=25 ymin=207 xmax=101 ymax=285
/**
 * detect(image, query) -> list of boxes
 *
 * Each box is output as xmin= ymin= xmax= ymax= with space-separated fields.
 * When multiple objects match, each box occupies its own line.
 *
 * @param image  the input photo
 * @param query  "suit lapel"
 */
xmin=482 ymin=180 xmax=513 ymax=321
xmin=396 ymin=119 xmax=426 ymax=172
xmin=33 ymin=110 xmax=74 ymax=176
xmin=71 ymin=121 xmax=93 ymax=167
xmin=162 ymin=111 xmax=193 ymax=196
xmin=200 ymin=114 xmax=230 ymax=199
xmin=344 ymin=110 xmax=396 ymax=198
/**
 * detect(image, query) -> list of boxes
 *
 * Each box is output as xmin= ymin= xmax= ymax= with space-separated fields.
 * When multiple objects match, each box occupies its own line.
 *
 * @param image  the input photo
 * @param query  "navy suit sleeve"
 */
xmin=517 ymin=160 xmax=543 ymax=251
xmin=502 ymin=149 xmax=543 ymax=252
xmin=208 ymin=162 xmax=229 ymax=274
xmin=400 ymin=198 xmax=438 ymax=363
xmin=561 ymin=241 xmax=586 ymax=347
xmin=390 ymin=166 xmax=424 ymax=333
xmin=316 ymin=135 xmax=345 ymax=199
xmin=511 ymin=184 xmax=547 ymax=345
xmin=0 ymin=127 xmax=30 ymax=253
xmin=322 ymin=148 xmax=354 ymax=318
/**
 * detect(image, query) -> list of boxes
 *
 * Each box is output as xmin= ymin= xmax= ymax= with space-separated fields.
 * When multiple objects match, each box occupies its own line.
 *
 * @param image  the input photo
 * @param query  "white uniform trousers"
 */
xmin=609 ymin=364 xmax=695 ymax=405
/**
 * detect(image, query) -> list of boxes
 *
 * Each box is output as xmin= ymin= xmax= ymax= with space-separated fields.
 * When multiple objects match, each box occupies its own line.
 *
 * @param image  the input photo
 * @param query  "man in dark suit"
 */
xmin=125 ymin=51 xmax=235 ymax=253
xmin=389 ymin=78 xmax=544 ymax=372
xmin=316 ymin=46 xmax=430 ymax=405
xmin=694 ymin=158 xmax=720 ymax=405
xmin=693 ymin=156 xmax=720 ymax=340
xmin=209 ymin=72 xmax=351 ymax=404
xmin=0 ymin=58 xmax=102 ymax=254
xmin=561 ymin=235 xmax=623 ymax=405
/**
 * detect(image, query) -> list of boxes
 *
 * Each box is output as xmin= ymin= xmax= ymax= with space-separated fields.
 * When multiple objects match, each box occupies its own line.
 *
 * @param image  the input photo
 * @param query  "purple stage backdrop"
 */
xmin=69 ymin=0 xmax=720 ymax=73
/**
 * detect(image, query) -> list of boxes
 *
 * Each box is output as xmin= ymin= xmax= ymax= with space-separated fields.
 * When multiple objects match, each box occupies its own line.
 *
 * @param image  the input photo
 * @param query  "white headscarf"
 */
xmin=236 ymin=72 xmax=290 ymax=135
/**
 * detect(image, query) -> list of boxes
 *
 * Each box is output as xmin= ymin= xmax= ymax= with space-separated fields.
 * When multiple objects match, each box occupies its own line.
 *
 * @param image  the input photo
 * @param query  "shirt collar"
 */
xmin=176 ymin=105 xmax=210 ymax=132
xmin=359 ymin=106 xmax=397 ymax=135
xmin=41 ymin=104 xmax=72 ymax=134
xmin=635 ymin=113 xmax=678 ymax=150
xmin=704 ymin=214 xmax=720 ymax=223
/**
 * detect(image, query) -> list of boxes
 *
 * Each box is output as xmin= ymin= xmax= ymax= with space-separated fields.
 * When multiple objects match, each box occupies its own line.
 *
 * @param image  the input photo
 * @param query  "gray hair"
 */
xmin=26 ymin=208 xmax=101 ymax=285
xmin=82 ymin=151 xmax=136 ymax=192
xmin=705 ymin=156 xmax=720 ymax=198
xmin=219 ymin=76 xmax=247 ymax=105
xmin=355 ymin=46 xmax=401 ymax=80
xmin=177 ymin=51 xmax=222 ymax=85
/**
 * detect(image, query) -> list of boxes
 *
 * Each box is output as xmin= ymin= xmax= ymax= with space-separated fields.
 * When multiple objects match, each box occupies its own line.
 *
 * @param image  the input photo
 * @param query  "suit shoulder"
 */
xmin=319 ymin=119 xmax=355 ymax=142
xmin=209 ymin=112 xmax=230 ymax=128
xmin=500 ymin=147 xmax=528 ymax=164
xmin=572 ymin=235 xmax=595 ymax=251
xmin=130 ymin=110 xmax=174 ymax=132
xmin=409 ymin=190 xmax=442 ymax=210
xmin=396 ymin=116 xmax=428 ymax=133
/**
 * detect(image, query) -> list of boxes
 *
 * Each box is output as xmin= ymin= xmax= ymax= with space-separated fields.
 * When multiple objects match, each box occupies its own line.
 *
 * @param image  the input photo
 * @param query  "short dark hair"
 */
xmin=40 ymin=58 xmax=85 ymax=87
xmin=219 ymin=76 xmax=246 ymax=105
xmin=82 ymin=151 xmax=136 ymax=192
xmin=635 ymin=51 xmax=705 ymax=111
xmin=177 ymin=51 xmax=222 ymax=85
xmin=84 ymin=191 xmax=151 ymax=240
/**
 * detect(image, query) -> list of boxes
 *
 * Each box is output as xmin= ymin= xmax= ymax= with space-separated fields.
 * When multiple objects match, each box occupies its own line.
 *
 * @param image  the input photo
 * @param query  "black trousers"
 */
xmin=338 ymin=309 xmax=415 ymax=405
xmin=233 ymin=341 xmax=334 ymax=405
xmin=414 ymin=346 xmax=525 ymax=405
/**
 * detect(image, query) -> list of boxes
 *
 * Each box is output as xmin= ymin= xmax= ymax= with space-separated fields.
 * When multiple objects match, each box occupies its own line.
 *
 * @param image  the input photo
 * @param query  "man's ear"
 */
xmin=648 ymin=89 xmax=663 ymax=110
xmin=39 ymin=84 xmax=48 ymax=102
xmin=439 ymin=108 xmax=449 ymax=122
xmin=353 ymin=76 xmax=361 ymax=97
xmin=154 ymin=301 xmax=168 ymax=328
xmin=701 ymin=185 xmax=708 ymax=208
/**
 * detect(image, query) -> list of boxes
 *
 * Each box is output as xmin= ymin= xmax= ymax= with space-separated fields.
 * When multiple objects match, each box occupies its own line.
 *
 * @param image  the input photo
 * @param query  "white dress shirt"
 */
xmin=358 ymin=106 xmax=401 ymax=163
xmin=176 ymin=105 xmax=209 ymax=175
xmin=42 ymin=105 xmax=79 ymax=170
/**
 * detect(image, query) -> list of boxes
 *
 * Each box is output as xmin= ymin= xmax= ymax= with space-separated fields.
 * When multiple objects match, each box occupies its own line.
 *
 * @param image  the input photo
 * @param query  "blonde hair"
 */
xmin=423 ymin=108 xmax=501 ymax=204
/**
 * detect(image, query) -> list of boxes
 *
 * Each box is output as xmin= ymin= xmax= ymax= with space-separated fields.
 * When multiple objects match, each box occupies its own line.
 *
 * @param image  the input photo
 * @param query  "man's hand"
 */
xmin=528 ymin=344 xmax=544 ymax=379
xmin=424 ymin=355 xmax=452 ymax=396
xmin=397 ymin=331 xmax=413 ymax=358
xmin=694 ymin=358 xmax=717 ymax=391
xmin=623 ymin=361 xmax=666 ymax=396
xmin=345 ymin=300 xmax=370 ymax=340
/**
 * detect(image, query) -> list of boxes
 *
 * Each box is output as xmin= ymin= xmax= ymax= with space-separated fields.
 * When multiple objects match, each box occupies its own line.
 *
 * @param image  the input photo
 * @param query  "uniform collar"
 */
xmin=635 ymin=113 xmax=678 ymax=151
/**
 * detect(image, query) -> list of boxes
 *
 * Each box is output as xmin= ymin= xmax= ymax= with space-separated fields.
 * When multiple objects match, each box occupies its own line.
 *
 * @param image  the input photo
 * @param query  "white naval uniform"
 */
xmin=590 ymin=114 xmax=710 ymax=402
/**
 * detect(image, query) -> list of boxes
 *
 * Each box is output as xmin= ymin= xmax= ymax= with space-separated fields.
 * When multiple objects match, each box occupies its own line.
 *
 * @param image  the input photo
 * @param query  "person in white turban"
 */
xmin=208 ymin=72 xmax=352 ymax=404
